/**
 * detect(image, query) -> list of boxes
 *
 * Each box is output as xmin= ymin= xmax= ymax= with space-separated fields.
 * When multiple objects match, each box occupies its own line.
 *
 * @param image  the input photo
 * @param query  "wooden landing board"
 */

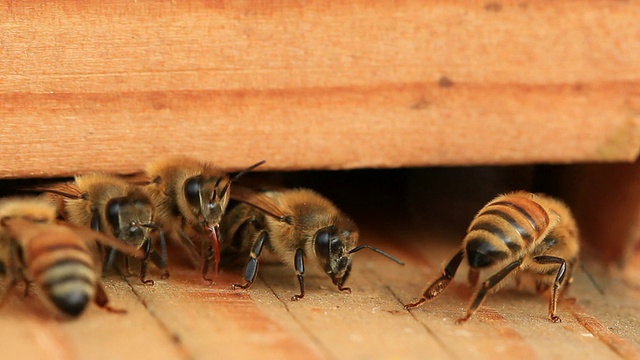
xmin=0 ymin=226 xmax=638 ymax=359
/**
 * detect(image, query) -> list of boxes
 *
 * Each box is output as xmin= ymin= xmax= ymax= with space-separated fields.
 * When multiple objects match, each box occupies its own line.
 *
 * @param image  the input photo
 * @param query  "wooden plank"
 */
xmin=1 ymin=83 xmax=639 ymax=178
xmin=0 ymin=277 xmax=185 ymax=360
xmin=1 ymin=0 xmax=639 ymax=93
xmin=123 ymin=269 xmax=325 ymax=360
xmin=253 ymin=256 xmax=452 ymax=359
xmin=1 ymin=0 xmax=640 ymax=178
xmin=0 ymin=224 xmax=639 ymax=359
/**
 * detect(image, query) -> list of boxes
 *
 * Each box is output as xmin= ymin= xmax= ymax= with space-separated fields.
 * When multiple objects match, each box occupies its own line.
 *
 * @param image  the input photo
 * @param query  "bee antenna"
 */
xmin=348 ymin=244 xmax=405 ymax=265
xmin=220 ymin=160 xmax=266 ymax=199
xmin=210 ymin=177 xmax=223 ymax=202
xmin=140 ymin=223 xmax=160 ymax=231
xmin=580 ymin=262 xmax=605 ymax=295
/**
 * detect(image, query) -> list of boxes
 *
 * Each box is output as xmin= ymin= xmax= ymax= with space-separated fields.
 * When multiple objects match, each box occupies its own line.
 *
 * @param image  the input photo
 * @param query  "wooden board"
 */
xmin=0 ymin=224 xmax=638 ymax=359
xmin=2 ymin=0 xmax=640 ymax=178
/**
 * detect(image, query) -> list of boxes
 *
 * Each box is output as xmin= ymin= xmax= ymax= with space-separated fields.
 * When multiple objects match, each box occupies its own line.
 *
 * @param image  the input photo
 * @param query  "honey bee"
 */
xmin=404 ymin=191 xmax=579 ymax=323
xmin=40 ymin=174 xmax=166 ymax=285
xmin=0 ymin=197 xmax=143 ymax=318
xmin=142 ymin=156 xmax=265 ymax=281
xmin=221 ymin=188 xmax=404 ymax=300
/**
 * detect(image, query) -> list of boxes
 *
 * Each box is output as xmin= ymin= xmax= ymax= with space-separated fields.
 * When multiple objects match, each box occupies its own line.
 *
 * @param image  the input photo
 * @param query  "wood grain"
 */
xmin=0 ymin=226 xmax=640 ymax=360
xmin=0 ymin=222 xmax=638 ymax=359
xmin=2 ymin=0 xmax=639 ymax=93
xmin=1 ymin=0 xmax=640 ymax=178
xmin=0 ymin=278 xmax=185 ymax=360
xmin=1 ymin=83 xmax=639 ymax=178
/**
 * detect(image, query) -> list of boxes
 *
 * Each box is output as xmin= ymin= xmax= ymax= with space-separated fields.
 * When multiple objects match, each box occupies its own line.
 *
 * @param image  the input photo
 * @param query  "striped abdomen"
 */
xmin=25 ymin=228 xmax=97 ymax=317
xmin=464 ymin=192 xmax=552 ymax=268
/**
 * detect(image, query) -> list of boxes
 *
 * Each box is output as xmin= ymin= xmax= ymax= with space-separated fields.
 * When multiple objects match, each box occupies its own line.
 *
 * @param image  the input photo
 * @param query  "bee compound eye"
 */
xmin=184 ymin=177 xmax=202 ymax=207
xmin=314 ymin=228 xmax=331 ymax=260
xmin=106 ymin=200 xmax=122 ymax=230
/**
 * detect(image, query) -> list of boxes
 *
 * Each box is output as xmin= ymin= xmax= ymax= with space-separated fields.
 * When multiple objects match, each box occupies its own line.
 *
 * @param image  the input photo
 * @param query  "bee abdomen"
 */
xmin=464 ymin=194 xmax=552 ymax=268
xmin=28 ymin=246 xmax=97 ymax=317
xmin=467 ymin=220 xmax=522 ymax=252
xmin=471 ymin=195 xmax=550 ymax=248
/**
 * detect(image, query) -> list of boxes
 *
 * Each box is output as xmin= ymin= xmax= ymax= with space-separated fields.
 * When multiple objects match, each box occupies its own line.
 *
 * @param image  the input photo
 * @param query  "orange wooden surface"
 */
xmin=0 ymin=225 xmax=638 ymax=360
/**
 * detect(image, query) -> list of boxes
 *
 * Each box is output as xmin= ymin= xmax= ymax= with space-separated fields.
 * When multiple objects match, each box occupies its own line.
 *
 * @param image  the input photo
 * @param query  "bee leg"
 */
xmin=1 ymin=245 xmax=22 ymax=306
xmin=94 ymin=281 xmax=126 ymax=314
xmin=90 ymin=208 xmax=101 ymax=232
xmin=456 ymin=258 xmax=523 ymax=324
xmin=333 ymin=262 xmax=352 ymax=294
xmin=291 ymin=248 xmax=305 ymax=301
xmin=122 ymin=254 xmax=136 ymax=277
xmin=560 ymin=259 xmax=583 ymax=300
xmin=468 ymin=268 xmax=480 ymax=288
xmin=149 ymin=251 xmax=170 ymax=279
xmin=0 ymin=279 xmax=18 ymax=308
xmin=533 ymin=255 xmax=567 ymax=323
xmin=102 ymin=248 xmax=119 ymax=274
xmin=154 ymin=228 xmax=170 ymax=279
xmin=200 ymin=241 xmax=214 ymax=285
xmin=232 ymin=230 xmax=268 ymax=290
xmin=515 ymin=272 xmax=524 ymax=290
xmin=405 ymin=250 xmax=464 ymax=309
xmin=138 ymin=239 xmax=155 ymax=286
xmin=535 ymin=281 xmax=550 ymax=294
xmin=179 ymin=219 xmax=202 ymax=268
xmin=23 ymin=281 xmax=32 ymax=298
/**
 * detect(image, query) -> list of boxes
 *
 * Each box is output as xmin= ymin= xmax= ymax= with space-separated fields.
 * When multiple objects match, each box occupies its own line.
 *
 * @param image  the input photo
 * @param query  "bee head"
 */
xmin=184 ymin=175 xmax=228 ymax=227
xmin=184 ymin=160 xmax=265 ymax=228
xmin=106 ymin=196 xmax=153 ymax=247
xmin=313 ymin=226 xmax=356 ymax=281
xmin=465 ymin=238 xmax=507 ymax=268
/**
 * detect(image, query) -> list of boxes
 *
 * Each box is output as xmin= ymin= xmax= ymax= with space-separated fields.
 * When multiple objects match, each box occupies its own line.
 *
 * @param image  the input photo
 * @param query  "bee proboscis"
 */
xmin=142 ymin=157 xmax=265 ymax=282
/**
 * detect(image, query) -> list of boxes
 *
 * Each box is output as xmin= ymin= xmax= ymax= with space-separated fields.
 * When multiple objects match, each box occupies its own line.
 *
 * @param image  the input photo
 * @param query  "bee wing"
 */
xmin=1 ymin=217 xmax=43 ymax=242
xmin=55 ymin=220 xmax=145 ymax=258
xmin=230 ymin=185 xmax=291 ymax=223
xmin=28 ymin=181 xmax=85 ymax=200
xmin=120 ymin=171 xmax=154 ymax=186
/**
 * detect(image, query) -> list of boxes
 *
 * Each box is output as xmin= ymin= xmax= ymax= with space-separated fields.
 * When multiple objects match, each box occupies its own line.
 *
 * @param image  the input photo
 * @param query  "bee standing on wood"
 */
xmin=142 ymin=157 xmax=265 ymax=282
xmin=404 ymin=191 xmax=579 ymax=323
xmin=221 ymin=188 xmax=404 ymax=300
xmin=39 ymin=174 xmax=167 ymax=285
xmin=0 ymin=197 xmax=143 ymax=318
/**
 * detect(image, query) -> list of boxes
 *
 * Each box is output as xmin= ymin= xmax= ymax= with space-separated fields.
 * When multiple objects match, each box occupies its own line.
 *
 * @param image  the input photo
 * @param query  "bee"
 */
xmin=404 ymin=191 xmax=579 ymax=323
xmin=221 ymin=188 xmax=405 ymax=301
xmin=142 ymin=156 xmax=265 ymax=282
xmin=0 ymin=197 xmax=143 ymax=318
xmin=40 ymin=174 xmax=167 ymax=285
